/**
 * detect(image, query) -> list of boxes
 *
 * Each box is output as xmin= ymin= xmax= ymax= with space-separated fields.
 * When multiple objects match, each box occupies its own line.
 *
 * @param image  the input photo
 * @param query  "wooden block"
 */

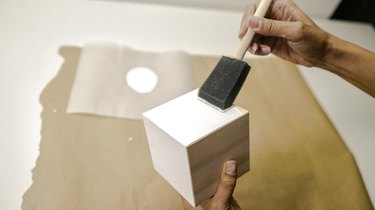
xmin=143 ymin=89 xmax=249 ymax=207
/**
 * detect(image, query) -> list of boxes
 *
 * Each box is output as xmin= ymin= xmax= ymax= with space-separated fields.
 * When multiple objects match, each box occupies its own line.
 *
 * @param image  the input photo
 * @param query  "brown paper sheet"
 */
xmin=22 ymin=46 xmax=373 ymax=210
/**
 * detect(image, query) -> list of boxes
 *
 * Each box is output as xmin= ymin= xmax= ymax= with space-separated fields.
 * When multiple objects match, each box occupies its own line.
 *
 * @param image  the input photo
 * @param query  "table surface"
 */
xmin=1 ymin=1 xmax=374 ymax=209
xmin=20 ymin=47 xmax=374 ymax=209
xmin=193 ymin=55 xmax=373 ymax=209
xmin=299 ymin=20 xmax=375 ymax=205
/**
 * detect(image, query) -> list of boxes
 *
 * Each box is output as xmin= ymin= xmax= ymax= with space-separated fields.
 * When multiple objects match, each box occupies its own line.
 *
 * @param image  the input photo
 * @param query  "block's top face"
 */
xmin=143 ymin=89 xmax=248 ymax=146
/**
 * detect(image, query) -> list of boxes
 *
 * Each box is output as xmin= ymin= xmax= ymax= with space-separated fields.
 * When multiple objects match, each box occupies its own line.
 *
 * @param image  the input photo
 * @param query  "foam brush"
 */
xmin=198 ymin=0 xmax=272 ymax=110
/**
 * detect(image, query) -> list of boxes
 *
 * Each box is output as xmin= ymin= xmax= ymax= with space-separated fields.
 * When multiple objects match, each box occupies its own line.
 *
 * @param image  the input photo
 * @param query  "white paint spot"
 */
xmin=52 ymin=109 xmax=58 ymax=113
xmin=128 ymin=137 xmax=133 ymax=141
xmin=126 ymin=67 xmax=158 ymax=94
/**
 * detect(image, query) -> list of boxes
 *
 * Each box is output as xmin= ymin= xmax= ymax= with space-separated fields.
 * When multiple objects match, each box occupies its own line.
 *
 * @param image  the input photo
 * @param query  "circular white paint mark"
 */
xmin=128 ymin=137 xmax=134 ymax=141
xmin=126 ymin=67 xmax=158 ymax=94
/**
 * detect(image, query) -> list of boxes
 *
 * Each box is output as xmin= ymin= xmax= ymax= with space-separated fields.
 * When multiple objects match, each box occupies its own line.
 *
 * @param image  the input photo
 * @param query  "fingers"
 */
xmin=211 ymin=160 xmax=238 ymax=208
xmin=180 ymin=161 xmax=239 ymax=210
xmin=248 ymin=16 xmax=304 ymax=42
xmin=249 ymin=43 xmax=272 ymax=55
xmin=239 ymin=0 xmax=309 ymax=56
xmin=239 ymin=1 xmax=278 ymax=56
xmin=239 ymin=4 xmax=256 ymax=38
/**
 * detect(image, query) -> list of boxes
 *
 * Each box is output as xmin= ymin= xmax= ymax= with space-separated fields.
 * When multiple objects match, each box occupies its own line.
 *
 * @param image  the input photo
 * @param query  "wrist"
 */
xmin=314 ymin=33 xmax=375 ymax=97
xmin=316 ymin=33 xmax=359 ymax=75
xmin=316 ymin=33 xmax=340 ymax=71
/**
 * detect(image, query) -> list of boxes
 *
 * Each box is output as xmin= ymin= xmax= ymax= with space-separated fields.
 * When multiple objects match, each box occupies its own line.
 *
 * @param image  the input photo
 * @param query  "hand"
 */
xmin=239 ymin=0 xmax=330 ymax=67
xmin=181 ymin=161 xmax=241 ymax=210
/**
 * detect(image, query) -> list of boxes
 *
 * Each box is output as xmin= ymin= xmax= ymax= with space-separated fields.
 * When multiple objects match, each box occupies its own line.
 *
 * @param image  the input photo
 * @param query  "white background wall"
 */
xmin=1 ymin=0 xmax=374 ymax=209
xmin=108 ymin=0 xmax=341 ymax=18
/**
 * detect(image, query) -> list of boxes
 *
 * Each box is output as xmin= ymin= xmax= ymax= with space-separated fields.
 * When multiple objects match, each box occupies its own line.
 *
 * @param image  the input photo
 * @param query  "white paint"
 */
xmin=126 ymin=67 xmax=158 ymax=94
xmin=143 ymin=89 xmax=247 ymax=146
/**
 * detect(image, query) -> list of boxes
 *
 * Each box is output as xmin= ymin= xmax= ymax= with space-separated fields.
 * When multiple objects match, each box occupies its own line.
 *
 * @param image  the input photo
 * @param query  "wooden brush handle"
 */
xmin=234 ymin=0 xmax=273 ymax=60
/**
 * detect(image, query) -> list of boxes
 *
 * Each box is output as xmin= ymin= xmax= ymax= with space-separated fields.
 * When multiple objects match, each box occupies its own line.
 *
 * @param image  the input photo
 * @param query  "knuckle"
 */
xmin=269 ymin=20 xmax=276 ymax=34
xmin=220 ymin=176 xmax=237 ymax=190
xmin=263 ymin=19 xmax=277 ymax=35
xmin=293 ymin=21 xmax=305 ymax=40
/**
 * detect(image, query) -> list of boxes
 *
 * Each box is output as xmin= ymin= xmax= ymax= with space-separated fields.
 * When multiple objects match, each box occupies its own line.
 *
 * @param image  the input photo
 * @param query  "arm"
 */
xmin=320 ymin=34 xmax=375 ymax=97
xmin=240 ymin=0 xmax=375 ymax=97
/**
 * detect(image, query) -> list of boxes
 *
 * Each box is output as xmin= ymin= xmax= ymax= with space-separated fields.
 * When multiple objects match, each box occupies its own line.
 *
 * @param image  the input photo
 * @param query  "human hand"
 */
xmin=181 ymin=161 xmax=241 ymax=210
xmin=239 ymin=0 xmax=330 ymax=67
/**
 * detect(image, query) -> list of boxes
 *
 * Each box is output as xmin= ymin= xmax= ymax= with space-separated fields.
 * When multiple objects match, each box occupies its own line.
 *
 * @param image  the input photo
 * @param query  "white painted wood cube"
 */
xmin=142 ymin=89 xmax=249 ymax=207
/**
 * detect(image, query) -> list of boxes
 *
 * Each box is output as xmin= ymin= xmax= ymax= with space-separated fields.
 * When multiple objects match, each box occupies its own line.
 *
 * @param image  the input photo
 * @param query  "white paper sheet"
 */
xmin=67 ymin=42 xmax=193 ymax=119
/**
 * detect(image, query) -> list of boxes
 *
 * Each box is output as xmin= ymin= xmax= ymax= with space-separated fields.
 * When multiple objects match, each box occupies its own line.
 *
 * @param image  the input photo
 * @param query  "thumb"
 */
xmin=212 ymin=161 xmax=238 ymax=206
xmin=248 ymin=16 xmax=303 ymax=41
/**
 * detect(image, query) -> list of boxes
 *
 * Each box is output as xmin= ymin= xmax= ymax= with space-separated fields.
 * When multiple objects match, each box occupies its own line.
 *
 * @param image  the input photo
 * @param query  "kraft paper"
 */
xmin=22 ymin=46 xmax=373 ymax=210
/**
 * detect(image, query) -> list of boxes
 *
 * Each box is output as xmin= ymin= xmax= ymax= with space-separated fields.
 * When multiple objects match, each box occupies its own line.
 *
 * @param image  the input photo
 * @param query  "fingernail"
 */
xmin=238 ymin=30 xmax=245 ymax=38
xmin=249 ymin=16 xmax=260 ymax=30
xmin=226 ymin=161 xmax=237 ymax=175
xmin=260 ymin=45 xmax=271 ymax=54
xmin=251 ymin=43 xmax=258 ymax=53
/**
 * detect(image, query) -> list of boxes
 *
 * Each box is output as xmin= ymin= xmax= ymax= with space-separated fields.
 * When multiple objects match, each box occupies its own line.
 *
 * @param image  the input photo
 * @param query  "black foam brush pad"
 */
xmin=198 ymin=56 xmax=251 ymax=110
